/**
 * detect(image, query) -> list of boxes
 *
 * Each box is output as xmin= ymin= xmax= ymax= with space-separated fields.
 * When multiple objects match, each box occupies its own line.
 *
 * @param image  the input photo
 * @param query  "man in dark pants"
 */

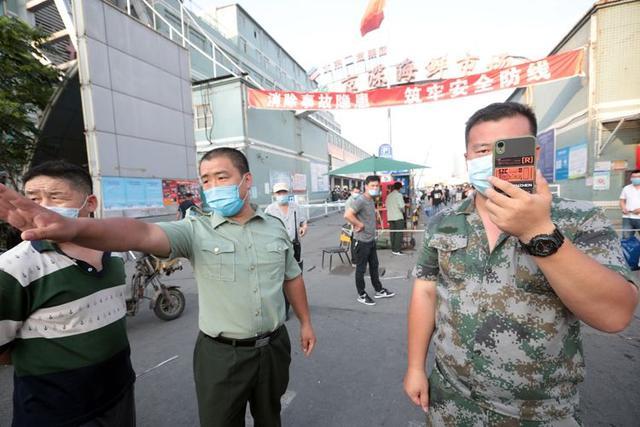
xmin=386 ymin=181 xmax=406 ymax=255
xmin=344 ymin=175 xmax=395 ymax=306
xmin=345 ymin=186 xmax=362 ymax=266
xmin=430 ymin=184 xmax=444 ymax=213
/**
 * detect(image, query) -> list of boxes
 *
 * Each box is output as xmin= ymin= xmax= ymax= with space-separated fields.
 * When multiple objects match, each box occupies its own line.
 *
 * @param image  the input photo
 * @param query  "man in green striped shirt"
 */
xmin=0 ymin=161 xmax=135 ymax=427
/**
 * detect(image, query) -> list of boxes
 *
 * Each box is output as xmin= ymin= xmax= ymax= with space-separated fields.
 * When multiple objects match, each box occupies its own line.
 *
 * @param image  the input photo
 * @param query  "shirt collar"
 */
xmin=455 ymin=193 xmax=476 ymax=215
xmin=210 ymin=203 xmax=265 ymax=228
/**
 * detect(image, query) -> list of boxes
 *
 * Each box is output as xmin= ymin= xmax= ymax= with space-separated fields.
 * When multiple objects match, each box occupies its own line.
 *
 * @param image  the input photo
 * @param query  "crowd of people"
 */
xmin=0 ymin=102 xmax=638 ymax=427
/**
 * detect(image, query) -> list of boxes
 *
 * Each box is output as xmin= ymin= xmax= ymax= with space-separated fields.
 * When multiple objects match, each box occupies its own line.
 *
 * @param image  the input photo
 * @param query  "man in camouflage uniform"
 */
xmin=403 ymin=102 xmax=639 ymax=426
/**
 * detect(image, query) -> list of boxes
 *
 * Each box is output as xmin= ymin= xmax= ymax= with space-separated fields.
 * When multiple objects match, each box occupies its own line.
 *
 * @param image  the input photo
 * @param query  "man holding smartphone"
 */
xmin=404 ymin=102 xmax=638 ymax=425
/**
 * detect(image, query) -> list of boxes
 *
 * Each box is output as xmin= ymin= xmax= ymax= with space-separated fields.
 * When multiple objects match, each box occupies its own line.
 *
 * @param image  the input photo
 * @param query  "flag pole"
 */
xmin=384 ymin=1 xmax=393 ymax=153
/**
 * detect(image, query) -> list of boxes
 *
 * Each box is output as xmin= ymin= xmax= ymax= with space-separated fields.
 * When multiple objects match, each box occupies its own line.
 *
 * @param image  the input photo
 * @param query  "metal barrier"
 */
xmin=297 ymin=201 xmax=347 ymax=221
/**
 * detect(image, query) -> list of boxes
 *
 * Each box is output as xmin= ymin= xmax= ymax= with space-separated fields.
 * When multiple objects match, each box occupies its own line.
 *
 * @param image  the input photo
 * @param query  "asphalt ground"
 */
xmin=1 ymin=210 xmax=639 ymax=426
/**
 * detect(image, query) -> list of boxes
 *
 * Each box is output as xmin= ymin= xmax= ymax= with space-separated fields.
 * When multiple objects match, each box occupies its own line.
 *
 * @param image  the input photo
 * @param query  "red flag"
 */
xmin=360 ymin=0 xmax=386 ymax=37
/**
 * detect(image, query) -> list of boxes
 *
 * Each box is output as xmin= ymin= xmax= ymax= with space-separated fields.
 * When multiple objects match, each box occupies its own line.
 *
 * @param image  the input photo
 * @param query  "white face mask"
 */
xmin=43 ymin=197 xmax=88 ymax=218
xmin=466 ymin=154 xmax=493 ymax=195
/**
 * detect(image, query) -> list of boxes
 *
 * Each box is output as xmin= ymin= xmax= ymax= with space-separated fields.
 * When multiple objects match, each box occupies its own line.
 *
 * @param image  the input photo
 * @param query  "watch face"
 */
xmin=532 ymin=237 xmax=557 ymax=256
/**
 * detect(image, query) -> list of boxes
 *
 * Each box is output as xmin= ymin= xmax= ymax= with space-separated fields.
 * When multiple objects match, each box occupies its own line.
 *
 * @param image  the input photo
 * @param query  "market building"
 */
xmin=508 ymin=0 xmax=640 ymax=222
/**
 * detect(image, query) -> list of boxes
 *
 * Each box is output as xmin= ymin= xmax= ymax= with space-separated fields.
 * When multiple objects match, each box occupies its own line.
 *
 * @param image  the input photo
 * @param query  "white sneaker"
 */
xmin=357 ymin=293 xmax=376 ymax=306
xmin=392 ymin=251 xmax=405 ymax=256
xmin=374 ymin=288 xmax=396 ymax=298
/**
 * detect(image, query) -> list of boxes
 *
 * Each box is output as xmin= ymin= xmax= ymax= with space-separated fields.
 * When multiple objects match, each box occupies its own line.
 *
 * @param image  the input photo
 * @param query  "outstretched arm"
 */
xmin=0 ymin=183 xmax=171 ymax=256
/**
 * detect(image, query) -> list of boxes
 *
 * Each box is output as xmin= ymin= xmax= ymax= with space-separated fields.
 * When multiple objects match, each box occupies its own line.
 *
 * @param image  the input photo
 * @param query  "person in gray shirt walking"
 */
xmin=344 ymin=175 xmax=395 ymax=305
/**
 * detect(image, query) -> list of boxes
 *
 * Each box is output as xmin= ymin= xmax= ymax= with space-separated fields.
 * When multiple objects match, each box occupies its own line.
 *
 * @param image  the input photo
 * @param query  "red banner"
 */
xmin=248 ymin=48 xmax=584 ymax=111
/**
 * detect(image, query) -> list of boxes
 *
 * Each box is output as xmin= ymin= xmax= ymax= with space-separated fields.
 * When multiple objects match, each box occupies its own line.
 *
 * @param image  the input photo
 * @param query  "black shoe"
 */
xmin=374 ymin=288 xmax=396 ymax=298
xmin=357 ymin=293 xmax=376 ymax=306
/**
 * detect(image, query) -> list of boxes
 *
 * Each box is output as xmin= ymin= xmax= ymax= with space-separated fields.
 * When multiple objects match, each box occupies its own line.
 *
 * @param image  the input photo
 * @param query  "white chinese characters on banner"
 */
xmin=249 ymin=50 xmax=585 ymax=111
xmin=310 ymin=48 xmax=533 ymax=93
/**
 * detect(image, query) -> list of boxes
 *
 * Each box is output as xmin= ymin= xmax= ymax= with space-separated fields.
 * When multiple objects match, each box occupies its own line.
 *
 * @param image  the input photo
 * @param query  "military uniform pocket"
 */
xmin=428 ymin=233 xmax=468 ymax=284
xmin=201 ymin=240 xmax=236 ymax=281
xmin=263 ymin=240 xmax=289 ymax=280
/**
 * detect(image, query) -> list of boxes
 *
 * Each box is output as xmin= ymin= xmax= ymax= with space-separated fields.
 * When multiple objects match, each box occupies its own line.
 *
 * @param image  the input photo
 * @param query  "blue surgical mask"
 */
xmin=43 ymin=197 xmax=88 ymax=218
xmin=467 ymin=155 xmax=493 ymax=195
xmin=632 ymin=178 xmax=640 ymax=186
xmin=368 ymin=189 xmax=380 ymax=197
xmin=351 ymin=193 xmax=361 ymax=199
xmin=204 ymin=175 xmax=248 ymax=217
xmin=276 ymin=194 xmax=289 ymax=205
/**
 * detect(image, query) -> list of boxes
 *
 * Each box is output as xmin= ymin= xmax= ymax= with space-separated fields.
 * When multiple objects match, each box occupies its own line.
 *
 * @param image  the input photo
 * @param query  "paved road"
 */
xmin=1 ymin=212 xmax=639 ymax=426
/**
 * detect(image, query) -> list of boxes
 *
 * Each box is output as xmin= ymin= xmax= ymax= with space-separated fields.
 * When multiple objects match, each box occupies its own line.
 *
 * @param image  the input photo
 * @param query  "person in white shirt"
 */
xmin=619 ymin=170 xmax=640 ymax=238
xmin=265 ymin=182 xmax=308 ymax=260
xmin=265 ymin=182 xmax=307 ymax=319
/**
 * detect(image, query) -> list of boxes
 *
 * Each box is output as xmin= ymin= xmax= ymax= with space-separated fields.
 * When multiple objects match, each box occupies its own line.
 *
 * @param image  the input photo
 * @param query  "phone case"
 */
xmin=492 ymin=136 xmax=537 ymax=193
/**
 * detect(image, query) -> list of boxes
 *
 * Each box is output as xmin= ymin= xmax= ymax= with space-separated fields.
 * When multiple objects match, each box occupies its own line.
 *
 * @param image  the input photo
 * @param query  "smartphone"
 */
xmin=492 ymin=136 xmax=537 ymax=194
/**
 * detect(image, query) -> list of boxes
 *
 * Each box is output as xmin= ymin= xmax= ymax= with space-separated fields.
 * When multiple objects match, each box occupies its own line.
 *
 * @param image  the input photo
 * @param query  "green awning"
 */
xmin=329 ymin=156 xmax=429 ymax=175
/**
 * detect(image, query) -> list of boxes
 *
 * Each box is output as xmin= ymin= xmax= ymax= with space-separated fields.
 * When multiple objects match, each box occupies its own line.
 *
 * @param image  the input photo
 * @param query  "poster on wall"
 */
xmin=594 ymin=160 xmax=611 ymax=172
xmin=310 ymin=162 xmax=329 ymax=192
xmin=537 ymin=129 xmax=555 ymax=182
xmin=102 ymin=177 xmax=164 ymax=210
xmin=612 ymin=160 xmax=628 ymax=171
xmin=292 ymin=173 xmax=307 ymax=192
xmin=555 ymin=147 xmax=569 ymax=181
xmin=102 ymin=177 xmax=127 ymax=209
xmin=592 ymin=171 xmax=610 ymax=190
xmin=162 ymin=179 xmax=201 ymax=206
xmin=568 ymin=143 xmax=587 ymax=179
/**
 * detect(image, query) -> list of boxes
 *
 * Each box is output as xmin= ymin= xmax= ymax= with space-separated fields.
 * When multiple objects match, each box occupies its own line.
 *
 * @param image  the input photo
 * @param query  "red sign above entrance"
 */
xmin=248 ymin=49 xmax=584 ymax=111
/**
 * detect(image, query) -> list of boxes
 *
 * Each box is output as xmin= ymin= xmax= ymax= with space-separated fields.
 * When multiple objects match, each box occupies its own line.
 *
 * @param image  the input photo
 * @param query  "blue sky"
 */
xmin=193 ymin=0 xmax=595 ymax=183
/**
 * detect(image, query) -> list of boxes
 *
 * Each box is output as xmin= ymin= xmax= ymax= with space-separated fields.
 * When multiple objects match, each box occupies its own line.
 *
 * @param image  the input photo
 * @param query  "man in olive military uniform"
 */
xmin=403 ymin=102 xmax=639 ymax=426
xmin=0 ymin=148 xmax=316 ymax=427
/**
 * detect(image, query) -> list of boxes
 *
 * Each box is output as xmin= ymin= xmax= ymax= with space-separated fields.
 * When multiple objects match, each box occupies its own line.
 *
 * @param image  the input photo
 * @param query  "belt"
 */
xmin=208 ymin=325 xmax=283 ymax=348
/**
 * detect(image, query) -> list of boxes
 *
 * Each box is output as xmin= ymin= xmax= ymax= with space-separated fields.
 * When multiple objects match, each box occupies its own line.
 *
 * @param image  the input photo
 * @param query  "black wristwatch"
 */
xmin=519 ymin=225 xmax=565 ymax=257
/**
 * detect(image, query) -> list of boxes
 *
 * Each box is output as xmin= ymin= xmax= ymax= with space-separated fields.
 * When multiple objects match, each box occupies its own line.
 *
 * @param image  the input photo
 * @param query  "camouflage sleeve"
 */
xmin=573 ymin=207 xmax=638 ymax=288
xmin=412 ymin=219 xmax=439 ymax=281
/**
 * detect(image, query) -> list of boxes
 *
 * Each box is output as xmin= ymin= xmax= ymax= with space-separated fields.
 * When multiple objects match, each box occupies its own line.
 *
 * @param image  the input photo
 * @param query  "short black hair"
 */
xmin=630 ymin=169 xmax=640 ymax=175
xmin=352 ymin=186 xmax=361 ymax=191
xmin=465 ymin=102 xmax=537 ymax=146
xmin=365 ymin=175 xmax=380 ymax=185
xmin=393 ymin=182 xmax=403 ymax=190
xmin=185 ymin=192 xmax=193 ymax=197
xmin=23 ymin=160 xmax=92 ymax=195
xmin=200 ymin=147 xmax=250 ymax=175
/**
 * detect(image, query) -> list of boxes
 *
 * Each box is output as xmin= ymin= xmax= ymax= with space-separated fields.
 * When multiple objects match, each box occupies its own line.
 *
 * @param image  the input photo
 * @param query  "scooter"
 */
xmin=126 ymin=251 xmax=186 ymax=321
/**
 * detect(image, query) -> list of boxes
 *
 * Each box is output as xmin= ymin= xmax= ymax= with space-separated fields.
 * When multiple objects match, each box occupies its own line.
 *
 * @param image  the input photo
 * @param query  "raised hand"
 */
xmin=485 ymin=170 xmax=554 ymax=243
xmin=0 ymin=184 xmax=78 ymax=242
